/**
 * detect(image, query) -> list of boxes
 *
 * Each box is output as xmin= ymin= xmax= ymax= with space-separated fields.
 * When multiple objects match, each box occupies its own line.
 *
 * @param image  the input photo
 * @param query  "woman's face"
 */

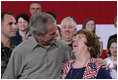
xmin=72 ymin=34 xmax=87 ymax=54
xmin=17 ymin=17 xmax=29 ymax=31
xmin=86 ymin=20 xmax=95 ymax=32
xmin=109 ymin=42 xmax=117 ymax=56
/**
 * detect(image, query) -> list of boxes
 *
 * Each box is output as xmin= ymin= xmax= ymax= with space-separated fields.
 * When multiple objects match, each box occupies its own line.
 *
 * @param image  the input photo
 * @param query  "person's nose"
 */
xmin=13 ymin=23 xmax=17 ymax=30
xmin=22 ymin=22 xmax=26 ymax=26
xmin=90 ymin=24 xmax=93 ymax=28
xmin=34 ymin=9 xmax=38 ymax=12
xmin=65 ymin=27 xmax=70 ymax=31
xmin=114 ymin=48 xmax=117 ymax=52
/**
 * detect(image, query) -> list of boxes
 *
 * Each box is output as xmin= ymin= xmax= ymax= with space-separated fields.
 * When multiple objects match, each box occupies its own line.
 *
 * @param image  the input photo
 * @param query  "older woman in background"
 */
xmin=61 ymin=29 xmax=111 ymax=79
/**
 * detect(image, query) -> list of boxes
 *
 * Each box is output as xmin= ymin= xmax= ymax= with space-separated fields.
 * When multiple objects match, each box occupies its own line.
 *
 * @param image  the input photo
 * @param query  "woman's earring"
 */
xmin=87 ymin=48 xmax=90 ymax=51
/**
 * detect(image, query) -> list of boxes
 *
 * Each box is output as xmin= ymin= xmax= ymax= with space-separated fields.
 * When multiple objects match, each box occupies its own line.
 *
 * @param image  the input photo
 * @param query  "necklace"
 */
xmin=69 ymin=58 xmax=90 ymax=79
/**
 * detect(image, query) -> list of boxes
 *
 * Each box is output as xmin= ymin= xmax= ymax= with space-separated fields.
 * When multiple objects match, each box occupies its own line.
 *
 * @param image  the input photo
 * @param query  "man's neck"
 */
xmin=61 ymin=38 xmax=72 ymax=45
xmin=1 ymin=34 xmax=10 ymax=48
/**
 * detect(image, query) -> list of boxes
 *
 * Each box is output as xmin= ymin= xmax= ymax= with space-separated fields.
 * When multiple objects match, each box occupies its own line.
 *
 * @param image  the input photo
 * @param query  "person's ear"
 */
xmin=74 ymin=28 xmax=77 ymax=34
xmin=87 ymin=47 xmax=91 ymax=51
xmin=34 ymin=32 xmax=41 ymax=39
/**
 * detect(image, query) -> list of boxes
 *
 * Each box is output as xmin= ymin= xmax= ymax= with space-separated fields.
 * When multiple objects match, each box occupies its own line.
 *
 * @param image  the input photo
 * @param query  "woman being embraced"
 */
xmin=61 ymin=29 xmax=111 ymax=79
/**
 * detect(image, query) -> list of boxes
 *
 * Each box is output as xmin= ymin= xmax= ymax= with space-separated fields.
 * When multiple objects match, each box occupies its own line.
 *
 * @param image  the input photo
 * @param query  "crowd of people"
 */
xmin=1 ymin=1 xmax=117 ymax=79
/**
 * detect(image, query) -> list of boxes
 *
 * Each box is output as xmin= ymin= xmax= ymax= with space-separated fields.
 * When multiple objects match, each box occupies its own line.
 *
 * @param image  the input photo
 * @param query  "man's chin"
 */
xmin=49 ymin=41 xmax=54 ymax=45
xmin=11 ymin=34 xmax=16 ymax=37
xmin=47 ymin=41 xmax=54 ymax=45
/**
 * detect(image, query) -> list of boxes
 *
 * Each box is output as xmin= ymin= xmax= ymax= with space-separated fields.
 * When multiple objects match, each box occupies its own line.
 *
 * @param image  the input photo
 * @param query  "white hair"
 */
xmin=60 ymin=16 xmax=77 ymax=28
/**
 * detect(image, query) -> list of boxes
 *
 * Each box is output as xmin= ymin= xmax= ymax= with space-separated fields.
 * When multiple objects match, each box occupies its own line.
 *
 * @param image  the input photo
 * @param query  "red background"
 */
xmin=1 ymin=1 xmax=117 ymax=24
xmin=1 ymin=1 xmax=117 ymax=59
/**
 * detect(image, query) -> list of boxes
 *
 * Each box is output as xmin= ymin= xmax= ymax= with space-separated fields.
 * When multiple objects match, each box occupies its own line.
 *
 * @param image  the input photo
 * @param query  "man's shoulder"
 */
xmin=12 ymin=38 xmax=35 ymax=54
xmin=55 ymin=39 xmax=69 ymax=47
xmin=109 ymin=34 xmax=117 ymax=41
xmin=15 ymin=39 xmax=31 ymax=48
xmin=110 ymin=34 xmax=117 ymax=38
xmin=104 ymin=57 xmax=110 ymax=60
xmin=108 ymin=34 xmax=117 ymax=44
xmin=9 ymin=39 xmax=35 ymax=60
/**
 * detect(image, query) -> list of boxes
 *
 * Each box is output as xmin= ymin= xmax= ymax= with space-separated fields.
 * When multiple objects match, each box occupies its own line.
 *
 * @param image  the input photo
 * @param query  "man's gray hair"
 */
xmin=29 ymin=12 xmax=56 ymax=35
xmin=60 ymin=16 xmax=77 ymax=28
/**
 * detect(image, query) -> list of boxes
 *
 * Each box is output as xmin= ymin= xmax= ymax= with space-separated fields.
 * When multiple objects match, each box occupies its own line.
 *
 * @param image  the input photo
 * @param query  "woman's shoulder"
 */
xmin=63 ymin=59 xmax=74 ymax=65
xmin=97 ymin=67 xmax=112 ymax=79
xmin=104 ymin=57 xmax=112 ymax=64
xmin=104 ymin=57 xmax=110 ymax=60
xmin=62 ymin=60 xmax=74 ymax=67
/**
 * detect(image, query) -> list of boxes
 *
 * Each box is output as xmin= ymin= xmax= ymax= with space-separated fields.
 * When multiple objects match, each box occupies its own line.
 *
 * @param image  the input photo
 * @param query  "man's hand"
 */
xmin=97 ymin=58 xmax=107 ymax=69
xmin=107 ymin=64 xmax=112 ymax=72
xmin=113 ymin=64 xmax=117 ymax=71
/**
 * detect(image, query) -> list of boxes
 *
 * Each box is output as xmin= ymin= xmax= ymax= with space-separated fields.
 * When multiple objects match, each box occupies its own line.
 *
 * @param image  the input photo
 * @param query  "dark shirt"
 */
xmin=65 ymin=67 xmax=85 ymax=79
xmin=1 ymin=42 xmax=15 ymax=77
xmin=65 ymin=67 xmax=112 ymax=79
xmin=107 ymin=34 xmax=117 ymax=45
xmin=68 ymin=41 xmax=73 ymax=50
xmin=11 ymin=31 xmax=22 ymax=46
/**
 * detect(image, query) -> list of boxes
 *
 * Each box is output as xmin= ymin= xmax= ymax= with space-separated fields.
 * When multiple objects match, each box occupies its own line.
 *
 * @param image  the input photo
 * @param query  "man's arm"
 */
xmin=2 ymin=48 xmax=23 ymax=79
xmin=97 ymin=58 xmax=108 ymax=69
xmin=63 ymin=44 xmax=75 ymax=62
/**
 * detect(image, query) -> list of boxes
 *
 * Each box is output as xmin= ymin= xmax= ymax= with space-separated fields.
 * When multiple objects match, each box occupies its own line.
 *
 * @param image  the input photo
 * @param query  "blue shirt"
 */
xmin=11 ymin=31 xmax=22 ymax=46
xmin=66 ymin=67 xmax=112 ymax=79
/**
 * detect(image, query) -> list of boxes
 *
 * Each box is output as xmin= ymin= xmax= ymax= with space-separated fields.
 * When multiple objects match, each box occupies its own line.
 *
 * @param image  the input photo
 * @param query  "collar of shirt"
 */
xmin=29 ymin=36 xmax=58 ymax=50
xmin=1 ymin=41 xmax=15 ymax=49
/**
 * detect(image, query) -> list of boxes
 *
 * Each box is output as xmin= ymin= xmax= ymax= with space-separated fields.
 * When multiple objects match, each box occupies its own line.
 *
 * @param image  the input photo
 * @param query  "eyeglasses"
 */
xmin=73 ymin=35 xmax=86 ymax=40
